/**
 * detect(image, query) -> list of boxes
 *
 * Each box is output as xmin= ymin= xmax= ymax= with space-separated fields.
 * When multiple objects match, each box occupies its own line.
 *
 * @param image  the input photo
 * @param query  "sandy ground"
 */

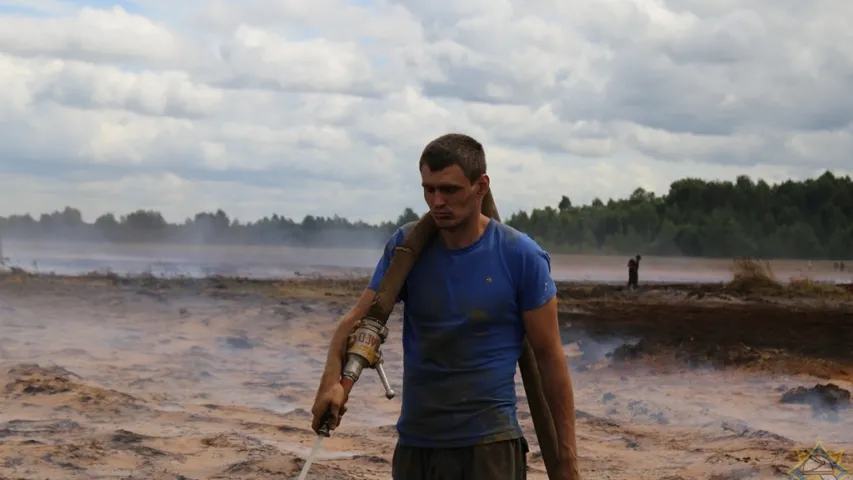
xmin=0 ymin=272 xmax=852 ymax=479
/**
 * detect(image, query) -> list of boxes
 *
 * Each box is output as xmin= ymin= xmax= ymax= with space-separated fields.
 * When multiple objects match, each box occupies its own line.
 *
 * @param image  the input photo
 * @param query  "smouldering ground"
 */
xmin=0 ymin=273 xmax=851 ymax=479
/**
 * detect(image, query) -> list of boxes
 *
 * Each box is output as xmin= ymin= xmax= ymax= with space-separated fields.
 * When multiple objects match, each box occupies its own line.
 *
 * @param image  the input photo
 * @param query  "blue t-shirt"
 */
xmin=367 ymin=218 xmax=558 ymax=448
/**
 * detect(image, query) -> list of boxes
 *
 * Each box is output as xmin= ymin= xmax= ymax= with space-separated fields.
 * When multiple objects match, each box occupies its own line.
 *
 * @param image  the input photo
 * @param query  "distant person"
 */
xmin=627 ymin=254 xmax=641 ymax=289
xmin=841 ymin=261 xmax=846 ymax=272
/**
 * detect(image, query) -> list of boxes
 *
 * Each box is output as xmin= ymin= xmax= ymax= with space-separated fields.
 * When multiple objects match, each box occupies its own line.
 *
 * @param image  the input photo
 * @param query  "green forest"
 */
xmin=1 ymin=171 xmax=851 ymax=259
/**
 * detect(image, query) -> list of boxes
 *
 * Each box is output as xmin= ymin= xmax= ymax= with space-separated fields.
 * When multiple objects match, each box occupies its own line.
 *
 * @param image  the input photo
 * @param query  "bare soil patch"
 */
xmin=0 ymin=270 xmax=851 ymax=479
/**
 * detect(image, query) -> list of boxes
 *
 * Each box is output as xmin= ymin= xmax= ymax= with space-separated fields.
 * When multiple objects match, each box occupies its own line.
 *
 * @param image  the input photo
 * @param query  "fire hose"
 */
xmin=313 ymin=189 xmax=565 ymax=479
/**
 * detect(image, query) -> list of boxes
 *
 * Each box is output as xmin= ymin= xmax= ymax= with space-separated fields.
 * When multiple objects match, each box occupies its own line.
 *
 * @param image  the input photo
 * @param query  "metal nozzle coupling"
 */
xmin=342 ymin=316 xmax=396 ymax=400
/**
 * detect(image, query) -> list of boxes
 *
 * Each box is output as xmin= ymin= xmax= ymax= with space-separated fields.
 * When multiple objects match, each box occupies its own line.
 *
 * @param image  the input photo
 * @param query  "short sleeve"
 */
xmin=367 ymin=227 xmax=407 ymax=303
xmin=517 ymin=238 xmax=558 ymax=312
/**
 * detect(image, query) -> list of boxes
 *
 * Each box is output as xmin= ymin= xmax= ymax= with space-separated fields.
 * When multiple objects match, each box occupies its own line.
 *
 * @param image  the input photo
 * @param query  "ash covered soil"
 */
xmin=0 ymin=271 xmax=852 ymax=479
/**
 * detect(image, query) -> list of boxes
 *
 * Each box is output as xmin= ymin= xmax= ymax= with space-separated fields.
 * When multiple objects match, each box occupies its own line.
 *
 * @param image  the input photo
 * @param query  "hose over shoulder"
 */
xmin=482 ymin=189 xmax=561 ymax=478
xmin=365 ymin=213 xmax=436 ymax=326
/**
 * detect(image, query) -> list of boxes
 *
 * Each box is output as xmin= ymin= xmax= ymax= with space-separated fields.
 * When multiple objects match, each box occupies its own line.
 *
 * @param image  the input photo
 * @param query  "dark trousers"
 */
xmin=628 ymin=269 xmax=638 ymax=286
xmin=391 ymin=437 xmax=528 ymax=480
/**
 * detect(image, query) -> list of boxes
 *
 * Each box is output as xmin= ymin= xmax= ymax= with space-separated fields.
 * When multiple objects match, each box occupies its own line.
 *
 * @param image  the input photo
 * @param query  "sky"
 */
xmin=0 ymin=0 xmax=850 ymax=224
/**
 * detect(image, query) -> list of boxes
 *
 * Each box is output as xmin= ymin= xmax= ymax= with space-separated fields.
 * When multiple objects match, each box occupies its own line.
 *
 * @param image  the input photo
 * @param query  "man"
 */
xmin=627 ymin=254 xmax=641 ymax=289
xmin=311 ymin=133 xmax=579 ymax=480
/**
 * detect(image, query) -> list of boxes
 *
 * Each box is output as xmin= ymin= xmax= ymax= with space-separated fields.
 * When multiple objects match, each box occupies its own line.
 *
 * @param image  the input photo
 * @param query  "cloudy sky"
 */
xmin=0 ymin=0 xmax=849 ymax=224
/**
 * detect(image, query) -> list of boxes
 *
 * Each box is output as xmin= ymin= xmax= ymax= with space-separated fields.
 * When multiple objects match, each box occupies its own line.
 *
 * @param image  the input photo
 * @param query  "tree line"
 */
xmin=1 ymin=171 xmax=851 ymax=259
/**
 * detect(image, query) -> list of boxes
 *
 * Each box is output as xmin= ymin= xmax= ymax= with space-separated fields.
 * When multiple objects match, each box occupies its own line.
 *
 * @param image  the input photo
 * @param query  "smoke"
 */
xmin=553 ymin=323 xmax=853 ymax=450
xmin=0 ymin=237 xmax=384 ymax=278
xmin=563 ymin=332 xmax=641 ymax=366
xmin=3 ymin=207 xmax=847 ymax=285
xmin=0 ymin=281 xmax=327 ymax=414
xmin=0 ymin=206 xmax=408 ymax=278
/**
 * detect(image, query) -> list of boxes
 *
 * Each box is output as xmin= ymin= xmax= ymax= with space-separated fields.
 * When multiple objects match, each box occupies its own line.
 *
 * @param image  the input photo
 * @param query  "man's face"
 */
xmin=421 ymin=164 xmax=488 ymax=230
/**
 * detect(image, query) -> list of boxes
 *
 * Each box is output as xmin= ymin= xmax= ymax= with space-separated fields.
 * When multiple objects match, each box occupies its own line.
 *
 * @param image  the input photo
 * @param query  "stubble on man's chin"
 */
xmin=434 ymin=218 xmax=463 ymax=232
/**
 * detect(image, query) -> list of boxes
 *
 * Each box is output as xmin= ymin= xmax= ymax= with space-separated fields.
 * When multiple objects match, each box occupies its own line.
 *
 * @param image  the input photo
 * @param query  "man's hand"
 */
xmin=557 ymin=462 xmax=580 ymax=480
xmin=310 ymin=380 xmax=348 ymax=433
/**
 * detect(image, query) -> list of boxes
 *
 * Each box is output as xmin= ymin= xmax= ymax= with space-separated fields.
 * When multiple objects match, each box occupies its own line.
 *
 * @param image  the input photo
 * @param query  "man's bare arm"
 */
xmin=523 ymin=296 xmax=580 ymax=480
xmin=319 ymin=288 xmax=376 ymax=387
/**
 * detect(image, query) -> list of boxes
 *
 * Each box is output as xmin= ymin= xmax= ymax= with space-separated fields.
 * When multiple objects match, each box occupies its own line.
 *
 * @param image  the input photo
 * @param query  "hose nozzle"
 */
xmin=316 ymin=413 xmax=332 ymax=437
xmin=317 ymin=316 xmax=396 ymax=438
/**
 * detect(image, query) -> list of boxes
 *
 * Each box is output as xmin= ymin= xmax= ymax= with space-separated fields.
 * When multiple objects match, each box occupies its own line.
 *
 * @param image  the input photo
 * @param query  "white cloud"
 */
xmin=0 ymin=6 xmax=188 ymax=65
xmin=7 ymin=55 xmax=224 ymax=118
xmin=212 ymin=25 xmax=394 ymax=96
xmin=0 ymin=0 xmax=850 ymax=225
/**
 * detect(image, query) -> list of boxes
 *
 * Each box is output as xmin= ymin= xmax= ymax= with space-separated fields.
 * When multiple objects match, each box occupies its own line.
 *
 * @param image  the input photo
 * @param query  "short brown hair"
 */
xmin=419 ymin=133 xmax=486 ymax=183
